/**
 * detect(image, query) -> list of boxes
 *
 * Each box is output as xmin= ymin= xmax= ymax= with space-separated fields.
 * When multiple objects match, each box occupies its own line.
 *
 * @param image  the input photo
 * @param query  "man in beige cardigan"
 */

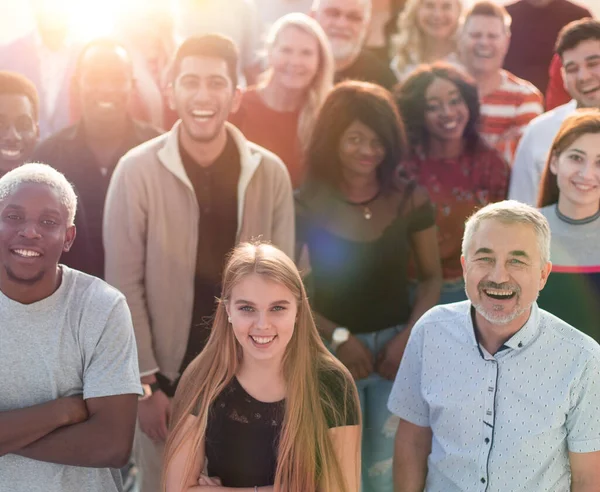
xmin=103 ymin=34 xmax=294 ymax=492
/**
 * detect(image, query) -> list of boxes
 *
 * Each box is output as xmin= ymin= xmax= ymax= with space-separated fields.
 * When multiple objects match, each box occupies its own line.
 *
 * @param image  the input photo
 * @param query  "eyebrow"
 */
xmin=234 ymin=299 xmax=291 ymax=306
xmin=569 ymin=149 xmax=586 ymax=155
xmin=426 ymin=90 xmax=460 ymax=101
xmin=473 ymin=248 xmax=530 ymax=259
xmin=3 ymin=204 xmax=61 ymax=215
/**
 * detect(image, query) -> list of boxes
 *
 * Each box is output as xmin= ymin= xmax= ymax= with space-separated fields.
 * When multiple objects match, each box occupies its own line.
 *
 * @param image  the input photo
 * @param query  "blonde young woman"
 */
xmin=391 ymin=0 xmax=462 ymax=81
xmin=229 ymin=13 xmax=334 ymax=188
xmin=163 ymin=243 xmax=361 ymax=492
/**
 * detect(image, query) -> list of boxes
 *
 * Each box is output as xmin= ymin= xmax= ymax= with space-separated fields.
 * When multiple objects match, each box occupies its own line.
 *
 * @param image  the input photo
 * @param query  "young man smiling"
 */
xmin=103 ymin=34 xmax=294 ymax=492
xmin=0 ymin=72 xmax=39 ymax=178
xmin=0 ymin=163 xmax=141 ymax=492
xmin=389 ymin=200 xmax=600 ymax=492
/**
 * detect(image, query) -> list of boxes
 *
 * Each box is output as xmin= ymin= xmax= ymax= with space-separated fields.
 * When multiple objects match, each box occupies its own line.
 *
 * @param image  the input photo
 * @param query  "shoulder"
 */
xmin=132 ymin=119 xmax=163 ymax=142
xmin=249 ymin=141 xmax=289 ymax=177
xmin=526 ymin=101 xmax=576 ymax=134
xmin=62 ymin=266 xmax=127 ymax=316
xmin=539 ymin=308 xmax=600 ymax=361
xmin=33 ymin=125 xmax=78 ymax=160
xmin=413 ymin=301 xmax=472 ymax=337
xmin=503 ymin=71 xmax=543 ymax=99
xmin=117 ymin=132 xmax=168 ymax=171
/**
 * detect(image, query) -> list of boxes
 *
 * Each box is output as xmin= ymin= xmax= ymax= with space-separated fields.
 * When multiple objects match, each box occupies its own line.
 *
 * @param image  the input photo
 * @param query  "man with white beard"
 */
xmin=388 ymin=200 xmax=600 ymax=492
xmin=312 ymin=0 xmax=397 ymax=90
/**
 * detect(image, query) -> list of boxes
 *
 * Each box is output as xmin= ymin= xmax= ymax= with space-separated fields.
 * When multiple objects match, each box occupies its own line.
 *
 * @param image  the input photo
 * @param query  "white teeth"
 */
xmin=574 ymin=183 xmax=595 ymax=191
xmin=485 ymin=289 xmax=514 ymax=297
xmin=1 ymin=149 xmax=21 ymax=158
xmin=443 ymin=121 xmax=457 ymax=129
xmin=192 ymin=110 xmax=215 ymax=118
xmin=14 ymin=249 xmax=41 ymax=257
xmin=97 ymin=101 xmax=115 ymax=109
xmin=250 ymin=335 xmax=275 ymax=345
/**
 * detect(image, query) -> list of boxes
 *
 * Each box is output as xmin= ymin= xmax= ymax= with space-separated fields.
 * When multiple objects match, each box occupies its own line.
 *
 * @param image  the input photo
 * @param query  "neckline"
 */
xmin=233 ymin=377 xmax=285 ymax=405
xmin=554 ymin=204 xmax=600 ymax=225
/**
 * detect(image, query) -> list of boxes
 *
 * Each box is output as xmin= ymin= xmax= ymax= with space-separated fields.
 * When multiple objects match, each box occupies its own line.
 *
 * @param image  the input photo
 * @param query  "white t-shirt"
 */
xmin=0 ymin=266 xmax=142 ymax=492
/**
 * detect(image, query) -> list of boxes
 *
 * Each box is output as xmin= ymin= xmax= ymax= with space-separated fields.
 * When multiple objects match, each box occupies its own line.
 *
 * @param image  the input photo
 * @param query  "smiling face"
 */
xmin=227 ymin=273 xmax=298 ymax=365
xmin=338 ymin=120 xmax=386 ymax=179
xmin=459 ymin=15 xmax=510 ymax=77
xmin=423 ymin=77 xmax=470 ymax=143
xmin=77 ymin=44 xmax=133 ymax=130
xmin=0 ymin=182 xmax=74 ymax=288
xmin=170 ymin=55 xmax=241 ymax=144
xmin=462 ymin=219 xmax=551 ymax=328
xmin=0 ymin=94 xmax=38 ymax=174
xmin=269 ymin=26 xmax=320 ymax=92
xmin=561 ymin=39 xmax=600 ymax=109
xmin=417 ymin=0 xmax=461 ymax=42
xmin=551 ymin=132 xmax=600 ymax=217
xmin=313 ymin=0 xmax=370 ymax=64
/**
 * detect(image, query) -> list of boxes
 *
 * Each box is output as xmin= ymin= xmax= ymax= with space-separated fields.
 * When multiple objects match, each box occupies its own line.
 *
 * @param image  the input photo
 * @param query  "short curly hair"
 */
xmin=0 ymin=71 xmax=39 ymax=121
xmin=0 ymin=163 xmax=77 ymax=226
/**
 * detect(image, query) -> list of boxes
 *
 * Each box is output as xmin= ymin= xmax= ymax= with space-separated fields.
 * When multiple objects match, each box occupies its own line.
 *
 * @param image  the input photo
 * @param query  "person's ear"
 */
xmin=549 ymin=153 xmax=559 ymax=175
xmin=63 ymin=225 xmax=76 ymax=252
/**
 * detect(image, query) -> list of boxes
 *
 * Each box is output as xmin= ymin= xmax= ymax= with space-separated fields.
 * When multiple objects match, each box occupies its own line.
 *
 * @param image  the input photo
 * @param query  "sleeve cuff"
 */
xmin=568 ymin=438 xmax=600 ymax=453
xmin=387 ymin=402 xmax=430 ymax=427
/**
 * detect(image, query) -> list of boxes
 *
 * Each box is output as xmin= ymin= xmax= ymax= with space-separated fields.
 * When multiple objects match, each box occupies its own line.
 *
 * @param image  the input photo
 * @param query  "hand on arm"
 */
xmin=0 ymin=396 xmax=88 ymax=457
xmin=393 ymin=419 xmax=432 ymax=492
xmin=139 ymin=374 xmax=171 ymax=442
xmin=313 ymin=312 xmax=374 ymax=380
xmin=15 ymin=394 xmax=138 ymax=468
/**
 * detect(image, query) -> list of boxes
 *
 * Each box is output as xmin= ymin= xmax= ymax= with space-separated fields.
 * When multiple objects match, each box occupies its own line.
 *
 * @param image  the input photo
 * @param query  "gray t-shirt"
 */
xmin=0 ymin=266 xmax=142 ymax=492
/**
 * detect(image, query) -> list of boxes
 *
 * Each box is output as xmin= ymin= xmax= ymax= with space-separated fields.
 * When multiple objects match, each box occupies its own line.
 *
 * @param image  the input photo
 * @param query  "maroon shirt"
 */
xmin=401 ymin=141 xmax=509 ymax=280
xmin=503 ymin=0 xmax=591 ymax=94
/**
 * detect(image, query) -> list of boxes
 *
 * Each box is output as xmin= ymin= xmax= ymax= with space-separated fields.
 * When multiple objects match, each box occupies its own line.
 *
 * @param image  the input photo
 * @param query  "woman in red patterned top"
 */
xmin=395 ymin=62 xmax=509 ymax=303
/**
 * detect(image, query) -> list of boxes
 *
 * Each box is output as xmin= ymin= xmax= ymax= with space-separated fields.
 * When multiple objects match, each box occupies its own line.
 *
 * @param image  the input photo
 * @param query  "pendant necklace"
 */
xmin=344 ymin=189 xmax=381 ymax=220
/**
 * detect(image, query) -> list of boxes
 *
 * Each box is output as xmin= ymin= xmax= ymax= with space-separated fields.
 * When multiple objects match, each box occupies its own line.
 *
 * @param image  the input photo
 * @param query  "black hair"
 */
xmin=0 ymin=71 xmax=39 ymax=120
xmin=394 ymin=62 xmax=481 ymax=154
xmin=305 ymin=80 xmax=408 ymax=189
xmin=170 ymin=34 xmax=239 ymax=88
xmin=556 ymin=18 xmax=600 ymax=57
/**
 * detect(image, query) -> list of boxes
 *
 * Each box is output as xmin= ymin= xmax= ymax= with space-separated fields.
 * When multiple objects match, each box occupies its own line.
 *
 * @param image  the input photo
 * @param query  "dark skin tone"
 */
xmin=74 ymin=43 xmax=135 ymax=170
xmin=0 ymin=181 xmax=138 ymax=467
xmin=0 ymin=94 xmax=39 ymax=175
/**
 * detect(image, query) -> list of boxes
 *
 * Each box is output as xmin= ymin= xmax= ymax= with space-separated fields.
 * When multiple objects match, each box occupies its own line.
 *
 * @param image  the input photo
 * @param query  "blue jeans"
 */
xmin=352 ymin=325 xmax=406 ymax=492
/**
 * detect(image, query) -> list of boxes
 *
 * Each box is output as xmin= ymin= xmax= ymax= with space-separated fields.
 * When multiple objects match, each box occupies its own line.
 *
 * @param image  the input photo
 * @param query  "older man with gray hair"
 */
xmin=0 ymin=163 xmax=141 ymax=492
xmin=311 ymin=0 xmax=397 ymax=90
xmin=388 ymin=200 xmax=600 ymax=492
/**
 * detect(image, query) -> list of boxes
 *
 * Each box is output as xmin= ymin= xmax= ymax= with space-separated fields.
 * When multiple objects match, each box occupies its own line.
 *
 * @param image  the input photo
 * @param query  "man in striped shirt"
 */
xmin=458 ymin=1 xmax=544 ymax=166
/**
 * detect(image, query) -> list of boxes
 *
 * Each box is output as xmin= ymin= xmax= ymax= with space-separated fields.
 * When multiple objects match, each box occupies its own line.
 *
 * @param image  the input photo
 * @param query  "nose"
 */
xmin=489 ymin=260 xmax=511 ymax=284
xmin=18 ymin=221 xmax=42 ymax=239
xmin=255 ymin=311 xmax=270 ymax=330
xmin=577 ymin=64 xmax=593 ymax=83
xmin=3 ymin=124 xmax=22 ymax=142
xmin=580 ymin=161 xmax=596 ymax=179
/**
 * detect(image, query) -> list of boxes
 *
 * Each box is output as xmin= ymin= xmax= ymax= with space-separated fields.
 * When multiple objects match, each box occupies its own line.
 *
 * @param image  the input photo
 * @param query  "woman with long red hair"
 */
xmin=537 ymin=109 xmax=600 ymax=341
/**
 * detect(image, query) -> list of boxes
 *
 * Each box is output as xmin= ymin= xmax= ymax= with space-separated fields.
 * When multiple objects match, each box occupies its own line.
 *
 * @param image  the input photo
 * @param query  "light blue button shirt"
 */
xmin=388 ymin=301 xmax=600 ymax=492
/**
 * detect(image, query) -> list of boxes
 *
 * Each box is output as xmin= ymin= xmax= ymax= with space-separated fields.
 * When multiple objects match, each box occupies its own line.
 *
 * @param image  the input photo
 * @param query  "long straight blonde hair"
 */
xmin=163 ymin=242 xmax=360 ymax=492
xmin=261 ymin=13 xmax=335 ymax=151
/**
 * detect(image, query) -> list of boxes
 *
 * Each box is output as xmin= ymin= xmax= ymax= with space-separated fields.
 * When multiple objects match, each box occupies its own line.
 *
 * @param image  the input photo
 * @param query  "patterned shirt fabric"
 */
xmin=388 ymin=301 xmax=600 ymax=492
xmin=479 ymin=70 xmax=544 ymax=166
xmin=401 ymin=142 xmax=509 ymax=280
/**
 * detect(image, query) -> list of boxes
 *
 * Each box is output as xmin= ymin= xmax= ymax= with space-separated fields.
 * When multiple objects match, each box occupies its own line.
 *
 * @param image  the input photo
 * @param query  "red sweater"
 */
xmin=229 ymin=89 xmax=304 ymax=188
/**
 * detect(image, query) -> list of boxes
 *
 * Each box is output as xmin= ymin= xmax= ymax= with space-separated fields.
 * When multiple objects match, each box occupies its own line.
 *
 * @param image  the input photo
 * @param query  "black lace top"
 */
xmin=197 ymin=371 xmax=359 ymax=487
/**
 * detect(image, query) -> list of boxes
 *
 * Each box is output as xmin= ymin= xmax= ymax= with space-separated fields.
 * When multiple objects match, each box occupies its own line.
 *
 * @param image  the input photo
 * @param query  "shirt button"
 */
xmin=518 ymin=342 xmax=523 ymax=348
xmin=488 ymin=386 xmax=494 ymax=392
xmin=481 ymin=477 xmax=486 ymax=483
xmin=485 ymin=438 xmax=490 ymax=444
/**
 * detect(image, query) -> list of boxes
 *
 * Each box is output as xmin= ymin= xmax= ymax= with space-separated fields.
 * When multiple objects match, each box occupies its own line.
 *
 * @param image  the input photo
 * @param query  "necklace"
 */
xmin=344 ymin=189 xmax=381 ymax=220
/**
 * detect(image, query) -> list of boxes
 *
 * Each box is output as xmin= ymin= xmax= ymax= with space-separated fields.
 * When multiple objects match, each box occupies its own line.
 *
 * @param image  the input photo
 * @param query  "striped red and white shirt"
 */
xmin=479 ymin=70 xmax=544 ymax=166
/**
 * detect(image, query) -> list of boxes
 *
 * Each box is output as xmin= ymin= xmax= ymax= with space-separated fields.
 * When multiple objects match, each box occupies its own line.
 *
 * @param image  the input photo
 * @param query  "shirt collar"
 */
xmin=467 ymin=302 xmax=541 ymax=353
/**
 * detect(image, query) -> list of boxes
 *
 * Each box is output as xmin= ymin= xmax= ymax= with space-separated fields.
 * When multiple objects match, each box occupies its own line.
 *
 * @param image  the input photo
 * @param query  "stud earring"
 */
xmin=228 ymin=317 xmax=232 ymax=323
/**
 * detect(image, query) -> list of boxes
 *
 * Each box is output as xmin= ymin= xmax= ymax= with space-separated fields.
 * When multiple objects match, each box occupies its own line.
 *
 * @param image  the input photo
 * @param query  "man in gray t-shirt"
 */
xmin=0 ymin=163 xmax=142 ymax=492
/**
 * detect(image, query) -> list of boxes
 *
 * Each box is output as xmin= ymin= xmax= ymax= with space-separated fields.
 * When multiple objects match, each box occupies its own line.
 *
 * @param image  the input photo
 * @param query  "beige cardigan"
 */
xmin=103 ymin=122 xmax=295 ymax=380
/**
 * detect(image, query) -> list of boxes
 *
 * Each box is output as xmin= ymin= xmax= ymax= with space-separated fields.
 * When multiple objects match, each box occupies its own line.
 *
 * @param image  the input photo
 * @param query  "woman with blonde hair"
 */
xmin=391 ymin=0 xmax=462 ymax=81
xmin=163 ymin=242 xmax=361 ymax=492
xmin=230 ymin=13 xmax=334 ymax=188
xmin=537 ymin=109 xmax=600 ymax=341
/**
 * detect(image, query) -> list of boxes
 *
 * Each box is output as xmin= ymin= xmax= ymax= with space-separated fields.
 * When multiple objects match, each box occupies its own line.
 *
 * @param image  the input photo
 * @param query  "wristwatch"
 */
xmin=331 ymin=327 xmax=350 ymax=353
xmin=139 ymin=381 xmax=161 ymax=401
